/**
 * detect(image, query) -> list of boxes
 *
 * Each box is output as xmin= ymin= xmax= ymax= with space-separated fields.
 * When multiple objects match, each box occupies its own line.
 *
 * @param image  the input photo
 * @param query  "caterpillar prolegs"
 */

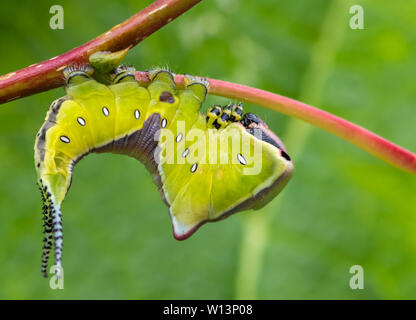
xmin=35 ymin=63 xmax=293 ymax=277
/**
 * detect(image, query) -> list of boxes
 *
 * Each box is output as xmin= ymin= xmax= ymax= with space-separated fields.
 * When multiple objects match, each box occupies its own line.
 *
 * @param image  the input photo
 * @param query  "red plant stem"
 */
xmin=0 ymin=0 xmax=201 ymax=104
xmin=135 ymin=72 xmax=416 ymax=175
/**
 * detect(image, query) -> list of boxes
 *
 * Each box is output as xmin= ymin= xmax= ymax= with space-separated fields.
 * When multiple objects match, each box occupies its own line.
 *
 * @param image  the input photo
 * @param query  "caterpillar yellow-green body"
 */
xmin=35 ymin=62 xmax=293 ymax=277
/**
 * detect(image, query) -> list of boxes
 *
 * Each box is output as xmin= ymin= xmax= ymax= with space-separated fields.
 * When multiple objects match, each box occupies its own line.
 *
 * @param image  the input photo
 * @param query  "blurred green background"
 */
xmin=0 ymin=0 xmax=415 ymax=299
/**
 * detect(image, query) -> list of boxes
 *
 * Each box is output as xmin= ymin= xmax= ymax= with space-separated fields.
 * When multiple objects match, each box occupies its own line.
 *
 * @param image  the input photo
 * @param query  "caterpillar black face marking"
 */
xmin=34 ymin=57 xmax=293 ymax=276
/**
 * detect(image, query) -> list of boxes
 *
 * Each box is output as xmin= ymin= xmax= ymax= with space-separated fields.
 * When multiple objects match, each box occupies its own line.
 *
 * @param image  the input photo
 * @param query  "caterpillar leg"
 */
xmin=205 ymin=103 xmax=243 ymax=129
xmin=206 ymin=105 xmax=222 ymax=128
xmin=110 ymin=65 xmax=137 ymax=84
xmin=183 ymin=74 xmax=209 ymax=104
xmin=167 ymin=74 xmax=209 ymax=132
xmin=174 ymin=74 xmax=209 ymax=118
xmin=215 ymin=105 xmax=232 ymax=129
xmin=148 ymin=69 xmax=177 ymax=104
xmin=230 ymin=103 xmax=243 ymax=122
xmin=63 ymin=65 xmax=94 ymax=87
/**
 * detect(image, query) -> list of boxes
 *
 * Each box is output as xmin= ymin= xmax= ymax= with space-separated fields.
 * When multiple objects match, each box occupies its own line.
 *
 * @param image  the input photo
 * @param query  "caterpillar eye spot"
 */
xmin=176 ymin=133 xmax=183 ymax=143
xmin=161 ymin=118 xmax=167 ymax=128
xmin=102 ymin=106 xmax=110 ymax=116
xmin=59 ymin=136 xmax=70 ymax=143
xmin=159 ymin=91 xmax=175 ymax=104
xmin=134 ymin=109 xmax=140 ymax=119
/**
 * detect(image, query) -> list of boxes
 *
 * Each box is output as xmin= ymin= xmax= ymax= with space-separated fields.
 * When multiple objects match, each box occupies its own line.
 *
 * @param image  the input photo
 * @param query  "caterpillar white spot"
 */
xmin=182 ymin=148 xmax=190 ymax=158
xmin=77 ymin=117 xmax=86 ymax=126
xmin=237 ymin=153 xmax=247 ymax=165
xmin=190 ymin=163 xmax=198 ymax=173
xmin=60 ymin=136 xmax=70 ymax=143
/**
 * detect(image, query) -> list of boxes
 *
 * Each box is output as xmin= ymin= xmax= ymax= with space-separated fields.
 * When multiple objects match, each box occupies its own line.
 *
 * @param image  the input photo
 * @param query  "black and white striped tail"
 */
xmin=39 ymin=181 xmax=63 ymax=278
xmin=52 ymin=203 xmax=63 ymax=276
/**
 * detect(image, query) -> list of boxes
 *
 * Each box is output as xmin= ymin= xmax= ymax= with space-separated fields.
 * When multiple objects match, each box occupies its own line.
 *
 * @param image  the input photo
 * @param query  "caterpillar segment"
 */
xmin=35 ymin=64 xmax=293 ymax=275
xmin=206 ymin=104 xmax=242 ymax=130
xmin=206 ymin=105 xmax=222 ymax=128
xmin=230 ymin=103 xmax=243 ymax=122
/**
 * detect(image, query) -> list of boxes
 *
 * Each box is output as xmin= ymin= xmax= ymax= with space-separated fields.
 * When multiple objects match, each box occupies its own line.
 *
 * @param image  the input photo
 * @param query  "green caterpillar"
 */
xmin=35 ymin=59 xmax=293 ymax=277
